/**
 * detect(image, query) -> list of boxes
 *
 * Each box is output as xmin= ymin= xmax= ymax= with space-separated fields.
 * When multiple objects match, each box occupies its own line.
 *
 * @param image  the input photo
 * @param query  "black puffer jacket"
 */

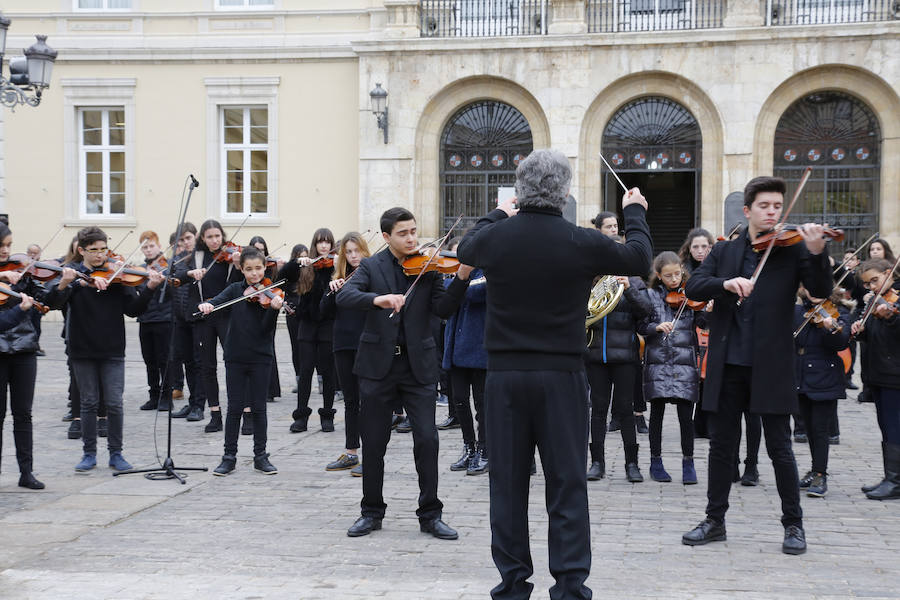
xmin=638 ymin=285 xmax=700 ymax=403
xmin=0 ymin=278 xmax=47 ymax=354
xmin=793 ymin=302 xmax=850 ymax=401
xmin=585 ymin=277 xmax=651 ymax=364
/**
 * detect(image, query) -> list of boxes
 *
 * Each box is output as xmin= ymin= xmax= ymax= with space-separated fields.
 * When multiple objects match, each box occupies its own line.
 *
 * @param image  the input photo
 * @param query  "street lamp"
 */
xmin=369 ymin=83 xmax=388 ymax=144
xmin=0 ymin=12 xmax=58 ymax=110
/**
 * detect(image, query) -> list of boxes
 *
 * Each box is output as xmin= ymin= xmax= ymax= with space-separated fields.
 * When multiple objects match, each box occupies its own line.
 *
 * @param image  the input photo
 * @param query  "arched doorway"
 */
xmin=601 ymin=97 xmax=701 ymax=252
xmin=773 ymin=91 xmax=881 ymax=253
xmin=440 ymin=100 xmax=533 ymax=235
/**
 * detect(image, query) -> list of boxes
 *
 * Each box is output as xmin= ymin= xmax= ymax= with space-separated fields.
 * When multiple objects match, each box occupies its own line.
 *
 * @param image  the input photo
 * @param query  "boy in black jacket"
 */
xmin=48 ymin=227 xmax=164 ymax=473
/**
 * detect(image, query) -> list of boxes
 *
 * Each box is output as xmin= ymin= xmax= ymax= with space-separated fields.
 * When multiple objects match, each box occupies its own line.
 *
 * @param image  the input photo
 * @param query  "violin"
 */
xmin=212 ymin=241 xmax=242 ymax=264
xmin=243 ymin=278 xmax=294 ymax=315
xmin=145 ymin=255 xmax=182 ymax=288
xmin=88 ymin=263 xmax=151 ymax=286
xmin=870 ymin=288 xmax=900 ymax=320
xmin=401 ymin=250 xmax=460 ymax=276
xmin=2 ymin=253 xmax=94 ymax=285
xmin=751 ymin=225 xmax=844 ymax=252
xmin=0 ymin=283 xmax=50 ymax=314
xmin=0 ymin=254 xmax=30 ymax=272
xmin=802 ymin=299 xmax=843 ymax=332
xmin=665 ymin=290 xmax=707 ymax=311
xmin=308 ymin=253 xmax=336 ymax=270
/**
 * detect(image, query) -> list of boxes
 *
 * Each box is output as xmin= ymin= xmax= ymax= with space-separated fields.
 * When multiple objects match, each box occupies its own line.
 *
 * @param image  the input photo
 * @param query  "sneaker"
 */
xmin=635 ymin=415 xmax=649 ymax=434
xmin=75 ymin=453 xmax=97 ymax=472
xmin=437 ymin=416 xmax=460 ymax=430
xmin=254 ymin=453 xmax=278 ymax=475
xmin=326 ymin=454 xmax=359 ymax=471
xmin=807 ymin=473 xmax=828 ymax=498
xmin=241 ymin=415 xmax=254 ymax=436
xmin=351 ymin=463 xmax=363 ymax=477
xmin=204 ymin=412 xmax=223 ymax=433
xmin=782 ymin=525 xmax=807 ymax=555
xmin=97 ymin=418 xmax=108 ymax=438
xmin=799 ymin=470 xmax=815 ymax=488
xmin=108 ymin=452 xmax=133 ymax=472
xmin=213 ymin=455 xmax=237 ymax=477
xmin=396 ymin=417 xmax=412 ymax=433
xmin=436 ymin=393 xmax=449 ymax=406
xmin=67 ymin=419 xmax=82 ymax=440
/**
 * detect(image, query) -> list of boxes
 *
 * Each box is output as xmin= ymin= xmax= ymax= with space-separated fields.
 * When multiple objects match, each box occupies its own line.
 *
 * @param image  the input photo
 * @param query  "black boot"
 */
xmin=587 ymin=442 xmax=605 ymax=480
xmin=18 ymin=472 xmax=45 ymax=490
xmin=241 ymin=413 xmax=254 ymax=436
xmin=625 ymin=443 xmax=643 ymax=482
xmin=67 ymin=419 xmax=82 ymax=440
xmin=862 ymin=442 xmax=887 ymax=493
xmin=467 ymin=442 xmax=488 ymax=475
xmin=319 ymin=408 xmax=336 ymax=433
xmin=866 ymin=443 xmax=900 ymax=500
xmin=139 ymin=393 xmax=158 ymax=411
xmin=213 ymin=454 xmax=237 ymax=477
xmin=204 ymin=411 xmax=223 ymax=433
xmin=740 ymin=459 xmax=759 ymax=486
xmin=451 ymin=443 xmax=475 ymax=471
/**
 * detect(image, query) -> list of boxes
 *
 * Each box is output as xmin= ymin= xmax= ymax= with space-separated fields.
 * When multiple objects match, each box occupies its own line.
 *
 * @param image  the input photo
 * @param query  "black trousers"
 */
xmin=334 ymin=349 xmax=361 ymax=451
xmin=285 ymin=312 xmax=301 ymax=379
xmin=294 ymin=339 xmax=335 ymax=420
xmin=193 ymin=312 xmax=229 ymax=408
xmin=633 ymin=361 xmax=647 ymax=413
xmin=358 ymin=352 xmax=442 ymax=521
xmin=797 ymin=394 xmax=836 ymax=474
xmin=450 ymin=367 xmax=486 ymax=446
xmin=486 ymin=369 xmax=591 ymax=600
xmin=706 ymin=365 xmax=802 ymax=527
xmin=138 ymin=322 xmax=177 ymax=405
xmin=0 ymin=353 xmax=37 ymax=474
xmin=268 ymin=342 xmax=281 ymax=400
xmin=67 ymin=355 xmax=106 ymax=418
xmin=174 ymin=319 xmax=202 ymax=403
xmin=223 ymin=361 xmax=270 ymax=456
xmin=649 ymin=398 xmax=695 ymax=457
xmin=585 ymin=362 xmax=637 ymax=462
xmin=735 ymin=411 xmax=762 ymax=465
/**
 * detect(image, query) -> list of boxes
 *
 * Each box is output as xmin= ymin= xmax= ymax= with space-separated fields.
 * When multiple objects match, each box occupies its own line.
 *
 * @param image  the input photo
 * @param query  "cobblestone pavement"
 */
xmin=1 ymin=321 xmax=899 ymax=599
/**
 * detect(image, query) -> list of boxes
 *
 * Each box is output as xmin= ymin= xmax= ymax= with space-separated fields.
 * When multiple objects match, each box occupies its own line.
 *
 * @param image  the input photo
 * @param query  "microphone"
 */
xmin=190 ymin=174 xmax=199 ymax=188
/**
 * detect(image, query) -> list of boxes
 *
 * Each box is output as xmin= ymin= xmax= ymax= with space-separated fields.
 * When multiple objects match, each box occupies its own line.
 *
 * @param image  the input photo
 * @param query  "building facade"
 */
xmin=1 ymin=0 xmax=898 ymax=257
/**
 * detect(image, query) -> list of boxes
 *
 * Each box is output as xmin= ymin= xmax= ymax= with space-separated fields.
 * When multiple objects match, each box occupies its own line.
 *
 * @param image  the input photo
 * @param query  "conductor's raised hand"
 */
xmin=374 ymin=293 xmax=405 ymax=313
xmin=622 ymin=187 xmax=648 ymax=211
xmin=498 ymin=195 xmax=519 ymax=218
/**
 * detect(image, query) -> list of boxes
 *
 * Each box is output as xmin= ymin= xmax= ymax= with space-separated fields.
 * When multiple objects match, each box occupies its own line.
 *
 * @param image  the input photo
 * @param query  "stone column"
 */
xmin=384 ymin=0 xmax=421 ymax=38
xmin=549 ymin=0 xmax=588 ymax=34
xmin=723 ymin=0 xmax=766 ymax=27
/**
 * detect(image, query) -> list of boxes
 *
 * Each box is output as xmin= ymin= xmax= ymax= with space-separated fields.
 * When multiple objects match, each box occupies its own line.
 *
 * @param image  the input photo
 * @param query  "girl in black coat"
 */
xmin=249 ymin=235 xmax=283 ymax=409
xmin=793 ymin=285 xmax=851 ymax=498
xmin=639 ymin=252 xmax=701 ymax=484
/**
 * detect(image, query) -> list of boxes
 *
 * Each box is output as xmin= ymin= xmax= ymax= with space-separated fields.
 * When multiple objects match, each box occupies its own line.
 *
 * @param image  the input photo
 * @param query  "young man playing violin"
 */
xmin=47 ymin=226 xmax=165 ymax=473
xmin=136 ymin=231 xmax=177 ymax=412
xmin=337 ymin=207 xmax=473 ymax=540
xmin=682 ymin=176 xmax=833 ymax=555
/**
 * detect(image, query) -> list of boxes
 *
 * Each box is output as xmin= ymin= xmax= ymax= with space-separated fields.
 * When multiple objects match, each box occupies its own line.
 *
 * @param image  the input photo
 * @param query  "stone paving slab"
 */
xmin=1 ymin=322 xmax=899 ymax=599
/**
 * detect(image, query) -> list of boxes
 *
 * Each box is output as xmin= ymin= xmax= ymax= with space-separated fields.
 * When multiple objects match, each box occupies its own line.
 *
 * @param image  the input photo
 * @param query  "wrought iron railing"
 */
xmin=767 ymin=0 xmax=899 ymax=25
xmin=420 ymin=0 xmax=548 ymax=37
xmin=587 ymin=0 xmax=724 ymax=31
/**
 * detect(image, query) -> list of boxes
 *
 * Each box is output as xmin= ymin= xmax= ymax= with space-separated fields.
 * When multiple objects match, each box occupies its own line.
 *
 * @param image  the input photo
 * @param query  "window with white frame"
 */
xmin=216 ymin=0 xmax=274 ymax=9
xmin=222 ymin=106 xmax=269 ymax=216
xmin=79 ymin=108 xmax=126 ymax=217
xmin=74 ymin=0 xmax=133 ymax=10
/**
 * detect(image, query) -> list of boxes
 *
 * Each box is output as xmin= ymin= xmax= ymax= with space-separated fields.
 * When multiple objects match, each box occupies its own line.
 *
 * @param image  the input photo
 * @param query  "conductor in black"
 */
xmin=337 ymin=207 xmax=473 ymax=540
xmin=457 ymin=149 xmax=652 ymax=600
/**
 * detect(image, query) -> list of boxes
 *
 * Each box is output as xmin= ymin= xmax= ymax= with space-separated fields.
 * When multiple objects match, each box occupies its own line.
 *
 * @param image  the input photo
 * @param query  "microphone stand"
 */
xmin=115 ymin=174 xmax=208 ymax=484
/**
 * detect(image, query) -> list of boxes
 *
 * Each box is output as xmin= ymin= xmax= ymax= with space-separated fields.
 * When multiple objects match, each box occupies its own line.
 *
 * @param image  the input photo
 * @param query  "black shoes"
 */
xmin=390 ymin=414 xmax=403 ymax=430
xmin=172 ymin=405 xmax=192 ymax=419
xmin=18 ymin=472 xmax=45 ymax=490
xmin=866 ymin=443 xmax=900 ymax=500
xmin=862 ymin=442 xmax=887 ymax=493
xmin=396 ymin=417 xmax=412 ymax=433
xmin=740 ymin=462 xmax=759 ymax=486
xmin=62 ymin=411 xmax=74 ymax=422
xmin=799 ymin=470 xmax=815 ymax=488
xmin=587 ymin=461 xmax=605 ymax=481
xmin=253 ymin=453 xmax=278 ymax=475
xmin=782 ymin=525 xmax=807 ymax=555
xmin=437 ymin=416 xmax=460 ymax=430
xmin=635 ymin=414 xmax=649 ymax=434
xmin=807 ymin=473 xmax=827 ymax=497
xmin=450 ymin=443 xmax=475 ymax=471
xmin=682 ymin=518 xmax=726 ymax=546
xmin=67 ymin=419 xmax=82 ymax=440
xmin=326 ymin=453 xmax=359 ymax=471
xmin=186 ymin=407 xmax=204 ymax=421
xmin=289 ymin=417 xmax=308 ymax=433
xmin=347 ymin=516 xmax=382 ymax=537
xmin=139 ymin=399 xmax=158 ymax=411
xmin=204 ymin=412 xmax=223 ymax=433
xmin=241 ymin=414 xmax=254 ymax=436
xmin=351 ymin=463 xmax=363 ymax=477
xmin=213 ymin=454 xmax=237 ymax=477
xmin=420 ymin=518 xmax=458 ymax=540
xmin=846 ymin=380 xmax=859 ymax=390
xmin=793 ymin=431 xmax=808 ymax=444
xmin=607 ymin=417 xmax=620 ymax=432
xmin=319 ymin=408 xmax=336 ymax=433
xmin=625 ymin=462 xmax=644 ymax=483
xmin=467 ymin=443 xmax=488 ymax=475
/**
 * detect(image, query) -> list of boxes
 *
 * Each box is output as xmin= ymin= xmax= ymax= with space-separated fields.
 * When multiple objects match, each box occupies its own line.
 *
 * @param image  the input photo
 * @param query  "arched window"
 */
xmin=602 ymin=97 xmax=701 ymax=251
xmin=440 ymin=101 xmax=533 ymax=235
xmin=774 ymin=92 xmax=880 ymax=253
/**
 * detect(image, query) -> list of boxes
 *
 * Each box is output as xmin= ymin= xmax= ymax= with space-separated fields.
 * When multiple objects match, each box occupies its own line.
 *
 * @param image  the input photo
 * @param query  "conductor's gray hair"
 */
xmin=514 ymin=149 xmax=572 ymax=211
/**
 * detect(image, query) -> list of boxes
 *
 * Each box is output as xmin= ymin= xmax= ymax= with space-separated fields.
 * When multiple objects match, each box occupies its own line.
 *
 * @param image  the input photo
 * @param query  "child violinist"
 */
xmin=198 ymin=246 xmax=283 ymax=476
xmin=136 ymin=231 xmax=176 ymax=412
xmin=793 ymin=284 xmax=851 ymax=498
xmin=638 ymin=251 xmax=703 ymax=484
xmin=852 ymin=258 xmax=900 ymax=500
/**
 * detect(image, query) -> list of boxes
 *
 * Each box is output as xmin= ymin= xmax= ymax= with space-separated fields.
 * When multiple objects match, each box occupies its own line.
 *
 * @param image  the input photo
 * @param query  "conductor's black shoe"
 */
xmin=97 ymin=418 xmax=108 ymax=438
xmin=289 ymin=417 xmax=308 ymax=433
xmin=347 ymin=516 xmax=381 ymax=537
xmin=782 ymin=525 xmax=807 ymax=555
xmin=139 ymin=399 xmax=158 ymax=411
xmin=213 ymin=455 xmax=236 ymax=477
xmin=682 ymin=518 xmax=726 ymax=546
xmin=204 ymin=412 xmax=222 ymax=433
xmin=420 ymin=518 xmax=458 ymax=540
xmin=172 ymin=405 xmax=191 ymax=418
xmin=635 ymin=415 xmax=649 ymax=434
xmin=437 ymin=416 xmax=460 ymax=430
xmin=253 ymin=453 xmax=278 ymax=475
xmin=67 ymin=419 xmax=82 ymax=440
xmin=396 ymin=417 xmax=412 ymax=433
xmin=18 ymin=472 xmax=45 ymax=490
xmin=186 ymin=407 xmax=204 ymax=421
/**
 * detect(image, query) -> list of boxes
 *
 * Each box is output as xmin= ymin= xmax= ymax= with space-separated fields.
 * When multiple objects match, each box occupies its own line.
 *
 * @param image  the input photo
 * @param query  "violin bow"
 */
xmin=599 ymin=152 xmax=629 ymax=194
xmin=736 ymin=166 xmax=812 ymax=308
xmin=110 ymin=229 xmax=135 ymax=255
xmin=40 ymin=225 xmax=65 ymax=258
xmin=96 ymin=239 xmax=149 ymax=292
xmin=229 ymin=214 xmax=252 ymax=245
xmin=664 ymin=291 xmax=690 ymax=343
xmin=192 ymin=279 xmax=286 ymax=317
xmin=857 ymin=253 xmax=900 ymax=330
xmin=324 ymin=241 xmax=389 ymax=298
xmin=388 ymin=214 xmax=464 ymax=319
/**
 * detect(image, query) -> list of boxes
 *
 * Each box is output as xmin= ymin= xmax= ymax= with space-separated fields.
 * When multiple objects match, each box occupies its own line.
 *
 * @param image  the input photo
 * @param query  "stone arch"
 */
xmin=414 ymin=76 xmax=551 ymax=238
xmin=579 ymin=71 xmax=725 ymax=233
xmin=753 ymin=65 xmax=900 ymax=242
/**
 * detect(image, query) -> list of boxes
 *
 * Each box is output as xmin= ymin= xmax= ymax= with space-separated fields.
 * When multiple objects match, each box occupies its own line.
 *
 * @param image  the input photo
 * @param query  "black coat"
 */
xmin=684 ymin=230 xmax=832 ymax=414
xmin=639 ymin=286 xmax=701 ymax=403
xmin=854 ymin=295 xmax=900 ymax=390
xmin=792 ymin=302 xmax=850 ymax=401
xmin=280 ymin=261 xmax=334 ymax=342
xmin=0 ymin=278 xmax=47 ymax=354
xmin=584 ymin=277 xmax=651 ymax=364
xmin=336 ymin=249 xmax=469 ymax=385
xmin=172 ymin=250 xmax=242 ymax=322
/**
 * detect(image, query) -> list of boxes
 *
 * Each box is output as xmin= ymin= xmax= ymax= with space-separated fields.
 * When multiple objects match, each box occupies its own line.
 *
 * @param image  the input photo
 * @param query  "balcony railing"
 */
xmin=420 ymin=0 xmax=548 ymax=37
xmin=767 ymin=0 xmax=899 ymax=24
xmin=587 ymin=0 xmax=724 ymax=31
